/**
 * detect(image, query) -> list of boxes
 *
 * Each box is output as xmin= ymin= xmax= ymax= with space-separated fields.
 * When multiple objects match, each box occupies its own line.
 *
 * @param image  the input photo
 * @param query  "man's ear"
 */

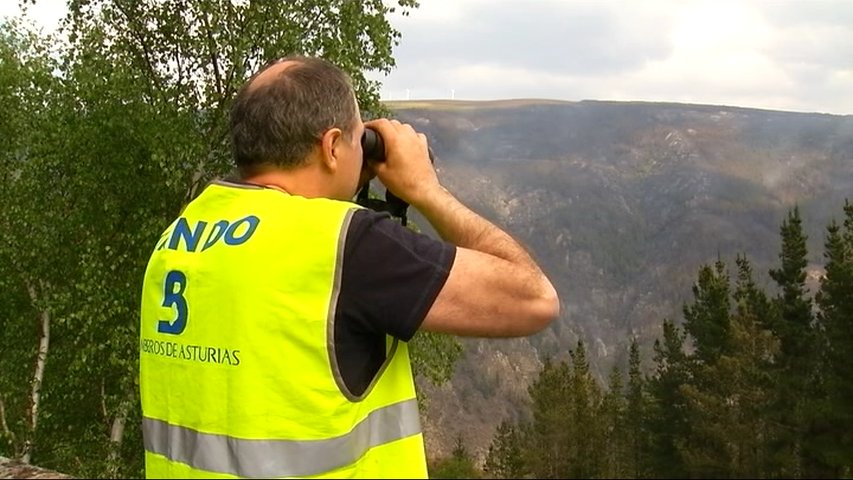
xmin=319 ymin=128 xmax=343 ymax=173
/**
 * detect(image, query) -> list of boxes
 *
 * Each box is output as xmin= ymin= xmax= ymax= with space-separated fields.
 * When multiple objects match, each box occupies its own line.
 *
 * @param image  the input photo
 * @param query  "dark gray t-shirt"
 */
xmin=334 ymin=208 xmax=456 ymax=396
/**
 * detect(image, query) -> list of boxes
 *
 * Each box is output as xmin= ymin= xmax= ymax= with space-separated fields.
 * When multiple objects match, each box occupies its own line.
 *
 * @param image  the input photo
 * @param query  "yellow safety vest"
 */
xmin=139 ymin=181 xmax=428 ymax=479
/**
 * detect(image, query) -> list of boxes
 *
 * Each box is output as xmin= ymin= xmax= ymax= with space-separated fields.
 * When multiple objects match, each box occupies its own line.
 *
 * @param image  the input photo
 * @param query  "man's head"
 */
xmin=230 ymin=55 xmax=365 ymax=199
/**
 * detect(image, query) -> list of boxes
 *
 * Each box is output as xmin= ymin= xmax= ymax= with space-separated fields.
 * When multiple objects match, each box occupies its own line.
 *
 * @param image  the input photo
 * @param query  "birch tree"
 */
xmin=0 ymin=2 xmax=463 ymax=477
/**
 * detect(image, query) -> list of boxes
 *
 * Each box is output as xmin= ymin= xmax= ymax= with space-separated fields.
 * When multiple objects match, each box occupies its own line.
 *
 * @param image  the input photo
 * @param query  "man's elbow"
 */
xmin=527 ymin=281 xmax=560 ymax=335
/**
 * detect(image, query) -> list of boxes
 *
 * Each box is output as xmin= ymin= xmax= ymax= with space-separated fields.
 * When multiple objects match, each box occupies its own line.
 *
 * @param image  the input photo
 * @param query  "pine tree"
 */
xmin=683 ymin=259 xmax=732 ymax=366
xmin=526 ymin=357 xmax=572 ymax=478
xmin=568 ymin=341 xmax=603 ymax=478
xmin=675 ymin=258 xmax=734 ymax=477
xmin=484 ymin=420 xmax=526 ymax=479
xmin=680 ymin=255 xmax=779 ymax=478
xmin=767 ymin=206 xmax=821 ymax=477
xmin=732 ymin=254 xmax=789 ymax=477
xmin=646 ymin=319 xmax=690 ymax=478
xmin=733 ymin=254 xmax=773 ymax=329
xmin=814 ymin=200 xmax=853 ymax=475
xmin=429 ymin=434 xmax=481 ymax=479
xmin=626 ymin=338 xmax=651 ymax=478
xmin=600 ymin=365 xmax=627 ymax=479
xmin=768 ymin=207 xmax=815 ymax=368
xmin=678 ymin=259 xmax=733 ymax=478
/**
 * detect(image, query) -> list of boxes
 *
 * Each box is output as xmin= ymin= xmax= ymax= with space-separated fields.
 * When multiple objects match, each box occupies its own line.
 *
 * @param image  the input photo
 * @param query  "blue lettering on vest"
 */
xmin=201 ymin=220 xmax=229 ymax=252
xmin=224 ymin=216 xmax=260 ymax=245
xmin=168 ymin=218 xmax=208 ymax=252
xmin=163 ymin=215 xmax=260 ymax=252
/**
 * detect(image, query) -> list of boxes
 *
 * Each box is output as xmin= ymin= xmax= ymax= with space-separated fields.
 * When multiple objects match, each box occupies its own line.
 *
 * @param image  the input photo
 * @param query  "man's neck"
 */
xmin=242 ymin=166 xmax=332 ymax=199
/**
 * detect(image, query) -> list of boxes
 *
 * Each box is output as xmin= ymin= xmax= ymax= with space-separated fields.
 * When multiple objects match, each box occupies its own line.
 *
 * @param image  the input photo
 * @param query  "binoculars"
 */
xmin=361 ymin=126 xmax=436 ymax=164
xmin=361 ymin=127 xmax=387 ymax=163
xmin=356 ymin=127 xmax=434 ymax=226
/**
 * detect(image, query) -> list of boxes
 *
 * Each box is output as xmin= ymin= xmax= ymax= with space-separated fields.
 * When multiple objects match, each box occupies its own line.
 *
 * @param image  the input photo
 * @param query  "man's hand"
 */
xmin=364 ymin=119 xmax=440 ymax=207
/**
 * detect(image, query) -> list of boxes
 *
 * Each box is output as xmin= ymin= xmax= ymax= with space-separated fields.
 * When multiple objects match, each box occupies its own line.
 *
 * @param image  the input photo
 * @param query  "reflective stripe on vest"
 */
xmin=142 ymin=398 xmax=420 ymax=478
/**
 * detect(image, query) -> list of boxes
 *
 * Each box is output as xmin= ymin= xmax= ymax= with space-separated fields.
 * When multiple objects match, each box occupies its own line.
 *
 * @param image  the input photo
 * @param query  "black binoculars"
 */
xmin=361 ymin=127 xmax=387 ymax=163
xmin=361 ymin=127 xmax=436 ymax=163
xmin=355 ymin=127 xmax=435 ymax=226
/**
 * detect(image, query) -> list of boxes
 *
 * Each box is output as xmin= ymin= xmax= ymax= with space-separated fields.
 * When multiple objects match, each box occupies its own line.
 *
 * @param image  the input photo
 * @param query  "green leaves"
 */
xmin=1 ymin=1 xmax=422 ymax=476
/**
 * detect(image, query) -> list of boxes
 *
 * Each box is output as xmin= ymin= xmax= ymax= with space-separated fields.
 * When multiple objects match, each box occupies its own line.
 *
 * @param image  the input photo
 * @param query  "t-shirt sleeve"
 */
xmin=338 ymin=208 xmax=456 ymax=341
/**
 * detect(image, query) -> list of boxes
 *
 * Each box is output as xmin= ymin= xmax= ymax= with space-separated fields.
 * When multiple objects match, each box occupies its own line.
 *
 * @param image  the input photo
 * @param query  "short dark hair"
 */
xmin=229 ymin=55 xmax=358 ymax=173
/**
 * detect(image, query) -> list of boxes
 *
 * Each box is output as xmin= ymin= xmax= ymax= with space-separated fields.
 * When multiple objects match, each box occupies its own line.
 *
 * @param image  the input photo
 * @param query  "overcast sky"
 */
xmin=373 ymin=0 xmax=853 ymax=115
xmin=3 ymin=0 xmax=851 ymax=115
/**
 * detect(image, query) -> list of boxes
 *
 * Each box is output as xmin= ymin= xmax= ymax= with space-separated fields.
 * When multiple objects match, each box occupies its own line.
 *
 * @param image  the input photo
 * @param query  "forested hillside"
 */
xmin=429 ymin=203 xmax=853 ymax=478
xmin=386 ymin=101 xmax=853 ymax=474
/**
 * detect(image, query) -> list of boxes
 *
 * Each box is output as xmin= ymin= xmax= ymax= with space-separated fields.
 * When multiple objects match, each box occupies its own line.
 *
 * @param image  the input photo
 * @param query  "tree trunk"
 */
xmin=0 ymin=392 xmax=17 ymax=448
xmin=22 ymin=280 xmax=50 ymax=465
xmin=105 ymin=387 xmax=133 ymax=478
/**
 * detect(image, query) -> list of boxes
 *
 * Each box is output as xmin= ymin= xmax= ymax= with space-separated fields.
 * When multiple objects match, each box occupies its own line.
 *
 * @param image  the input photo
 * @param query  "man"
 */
xmin=139 ymin=55 xmax=559 ymax=479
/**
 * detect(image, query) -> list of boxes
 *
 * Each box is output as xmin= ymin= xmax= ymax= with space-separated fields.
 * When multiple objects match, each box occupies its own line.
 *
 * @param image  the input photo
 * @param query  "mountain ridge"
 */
xmin=384 ymin=98 xmax=851 ymax=118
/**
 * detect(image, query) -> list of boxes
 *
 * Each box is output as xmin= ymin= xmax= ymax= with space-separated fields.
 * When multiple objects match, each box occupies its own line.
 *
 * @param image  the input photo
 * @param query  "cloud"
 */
xmin=390 ymin=0 xmax=673 ymax=76
xmin=376 ymin=0 xmax=853 ymax=114
xmin=4 ymin=0 xmax=849 ymax=114
xmin=759 ymin=0 xmax=853 ymax=29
